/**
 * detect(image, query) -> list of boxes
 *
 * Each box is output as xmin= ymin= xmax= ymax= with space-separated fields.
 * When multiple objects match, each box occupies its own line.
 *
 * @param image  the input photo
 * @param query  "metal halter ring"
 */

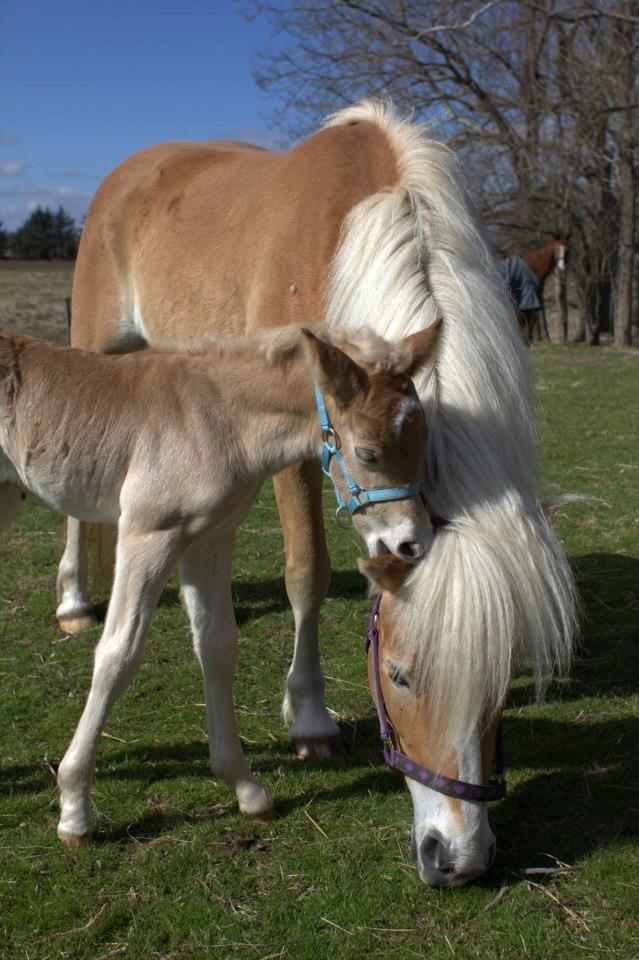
xmin=322 ymin=426 xmax=340 ymax=449
xmin=335 ymin=503 xmax=354 ymax=528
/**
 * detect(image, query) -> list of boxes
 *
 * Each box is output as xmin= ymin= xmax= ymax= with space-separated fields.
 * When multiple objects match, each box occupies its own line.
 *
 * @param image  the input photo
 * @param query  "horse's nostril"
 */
xmin=420 ymin=834 xmax=455 ymax=876
xmin=398 ymin=540 xmax=421 ymax=558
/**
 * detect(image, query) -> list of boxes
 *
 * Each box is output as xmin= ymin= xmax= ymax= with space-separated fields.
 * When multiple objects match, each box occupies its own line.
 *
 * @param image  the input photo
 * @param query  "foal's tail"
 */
xmin=0 ymin=483 xmax=25 ymax=533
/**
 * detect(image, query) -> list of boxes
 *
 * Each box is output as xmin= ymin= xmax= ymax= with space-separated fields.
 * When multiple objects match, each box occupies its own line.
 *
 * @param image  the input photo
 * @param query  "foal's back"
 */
xmin=0 ymin=336 xmax=235 ymax=522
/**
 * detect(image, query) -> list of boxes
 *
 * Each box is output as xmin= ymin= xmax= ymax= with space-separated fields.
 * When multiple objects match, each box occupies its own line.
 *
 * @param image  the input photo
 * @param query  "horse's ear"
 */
xmin=395 ymin=318 xmax=443 ymax=378
xmin=300 ymin=328 xmax=368 ymax=408
xmin=357 ymin=555 xmax=412 ymax=594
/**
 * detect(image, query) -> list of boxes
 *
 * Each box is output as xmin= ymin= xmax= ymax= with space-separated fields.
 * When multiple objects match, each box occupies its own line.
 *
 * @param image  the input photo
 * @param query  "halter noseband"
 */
xmin=314 ymin=386 xmax=422 ymax=527
xmin=366 ymin=594 xmax=506 ymax=802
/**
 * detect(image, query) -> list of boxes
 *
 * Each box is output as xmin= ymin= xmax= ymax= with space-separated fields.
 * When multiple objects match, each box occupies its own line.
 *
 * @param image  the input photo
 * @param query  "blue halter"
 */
xmin=314 ymin=386 xmax=422 ymax=527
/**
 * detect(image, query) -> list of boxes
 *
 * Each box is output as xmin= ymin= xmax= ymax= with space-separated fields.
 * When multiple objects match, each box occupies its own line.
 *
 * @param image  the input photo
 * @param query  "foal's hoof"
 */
xmin=58 ymin=831 xmax=92 ymax=848
xmin=237 ymin=783 xmax=274 ymax=821
xmin=57 ymin=612 xmax=98 ymax=635
xmin=291 ymin=735 xmax=344 ymax=761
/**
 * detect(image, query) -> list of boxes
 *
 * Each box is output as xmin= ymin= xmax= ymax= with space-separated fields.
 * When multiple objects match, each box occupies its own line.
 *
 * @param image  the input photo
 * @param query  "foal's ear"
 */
xmin=358 ymin=555 xmax=412 ymax=594
xmin=395 ymin=318 xmax=443 ymax=378
xmin=300 ymin=328 xmax=368 ymax=408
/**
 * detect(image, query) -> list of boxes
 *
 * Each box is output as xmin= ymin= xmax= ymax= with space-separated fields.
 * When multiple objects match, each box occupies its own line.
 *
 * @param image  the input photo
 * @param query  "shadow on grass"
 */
xmin=91 ymin=569 xmax=365 ymax=629
xmin=2 ymin=553 xmax=636 ymax=873
xmin=509 ymin=551 xmax=638 ymax=707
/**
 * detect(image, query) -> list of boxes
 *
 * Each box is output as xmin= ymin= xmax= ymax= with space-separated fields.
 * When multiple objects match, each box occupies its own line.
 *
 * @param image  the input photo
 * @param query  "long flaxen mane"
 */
xmin=325 ymin=100 xmax=578 ymax=752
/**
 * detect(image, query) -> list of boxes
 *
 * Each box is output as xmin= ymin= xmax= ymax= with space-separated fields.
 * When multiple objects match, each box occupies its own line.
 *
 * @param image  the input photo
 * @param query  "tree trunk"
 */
xmin=613 ymin=3 xmax=636 ymax=346
xmin=614 ymin=142 xmax=635 ymax=346
xmin=585 ymin=278 xmax=601 ymax=346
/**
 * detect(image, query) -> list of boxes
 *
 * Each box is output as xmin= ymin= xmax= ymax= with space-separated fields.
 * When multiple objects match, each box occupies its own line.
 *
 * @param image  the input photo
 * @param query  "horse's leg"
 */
xmin=56 ymin=517 xmax=96 ymax=634
xmin=56 ymin=524 xmax=179 ymax=845
xmin=522 ymin=311 xmax=533 ymax=345
xmin=179 ymin=536 xmax=274 ymax=819
xmin=273 ymin=461 xmax=340 ymax=758
xmin=56 ymin=246 xmax=139 ymax=635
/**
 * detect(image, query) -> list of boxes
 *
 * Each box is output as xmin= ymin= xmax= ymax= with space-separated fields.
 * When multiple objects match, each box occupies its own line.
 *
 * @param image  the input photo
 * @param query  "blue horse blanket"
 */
xmin=498 ymin=256 xmax=543 ymax=312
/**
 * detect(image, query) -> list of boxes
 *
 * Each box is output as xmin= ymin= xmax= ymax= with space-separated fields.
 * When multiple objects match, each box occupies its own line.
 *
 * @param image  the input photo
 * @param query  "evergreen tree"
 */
xmin=11 ymin=206 xmax=78 ymax=260
xmin=0 ymin=221 xmax=8 ymax=259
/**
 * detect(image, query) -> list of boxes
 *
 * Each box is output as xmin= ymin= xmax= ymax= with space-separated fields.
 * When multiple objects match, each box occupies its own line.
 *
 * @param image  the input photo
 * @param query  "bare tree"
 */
xmin=243 ymin=0 xmax=638 ymax=344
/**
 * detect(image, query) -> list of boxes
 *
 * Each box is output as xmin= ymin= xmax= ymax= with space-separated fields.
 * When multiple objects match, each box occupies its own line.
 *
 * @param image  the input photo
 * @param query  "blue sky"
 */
xmin=0 ymin=0 xmax=277 ymax=228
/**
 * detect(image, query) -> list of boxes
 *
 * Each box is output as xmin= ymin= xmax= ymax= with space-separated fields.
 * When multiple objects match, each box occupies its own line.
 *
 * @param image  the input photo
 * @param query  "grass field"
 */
xmin=0 ymin=264 xmax=637 ymax=959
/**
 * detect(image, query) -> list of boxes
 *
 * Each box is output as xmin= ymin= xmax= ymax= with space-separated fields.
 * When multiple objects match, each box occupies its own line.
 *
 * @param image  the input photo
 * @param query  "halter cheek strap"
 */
xmin=366 ymin=595 xmax=507 ymax=803
xmin=314 ymin=386 xmax=421 ymax=525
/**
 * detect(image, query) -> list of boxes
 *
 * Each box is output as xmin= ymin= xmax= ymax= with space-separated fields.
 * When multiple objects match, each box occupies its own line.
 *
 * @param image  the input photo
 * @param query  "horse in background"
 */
xmin=500 ymin=236 xmax=569 ymax=343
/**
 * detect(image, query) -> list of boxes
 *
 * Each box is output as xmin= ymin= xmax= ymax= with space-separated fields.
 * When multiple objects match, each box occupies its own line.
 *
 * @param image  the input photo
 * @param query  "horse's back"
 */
xmin=71 ymin=139 xmax=275 ymax=350
xmin=71 ymin=122 xmax=398 ymax=351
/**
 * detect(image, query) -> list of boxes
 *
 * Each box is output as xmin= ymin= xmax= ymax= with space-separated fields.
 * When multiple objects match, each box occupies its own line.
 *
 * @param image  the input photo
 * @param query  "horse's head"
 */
xmin=553 ymin=234 xmax=570 ymax=273
xmin=359 ymin=553 xmax=504 ymax=887
xmin=301 ymin=322 xmax=441 ymax=561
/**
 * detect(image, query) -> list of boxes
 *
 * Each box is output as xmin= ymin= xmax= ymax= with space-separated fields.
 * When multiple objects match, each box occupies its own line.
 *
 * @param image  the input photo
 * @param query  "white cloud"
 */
xmin=0 ymin=160 xmax=27 ymax=177
xmin=0 ymin=183 xmax=93 ymax=229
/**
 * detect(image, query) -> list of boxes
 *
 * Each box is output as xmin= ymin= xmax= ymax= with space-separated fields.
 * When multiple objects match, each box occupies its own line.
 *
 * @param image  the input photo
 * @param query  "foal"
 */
xmin=0 ymin=323 xmax=440 ymax=843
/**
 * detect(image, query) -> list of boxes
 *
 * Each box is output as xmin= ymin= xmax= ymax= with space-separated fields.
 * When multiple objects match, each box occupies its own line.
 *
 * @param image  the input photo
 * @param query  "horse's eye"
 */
xmin=355 ymin=445 xmax=379 ymax=464
xmin=387 ymin=664 xmax=410 ymax=690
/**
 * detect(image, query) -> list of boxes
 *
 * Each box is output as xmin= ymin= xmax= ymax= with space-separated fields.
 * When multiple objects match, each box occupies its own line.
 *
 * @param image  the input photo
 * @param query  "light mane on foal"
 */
xmin=157 ymin=324 xmax=426 ymax=373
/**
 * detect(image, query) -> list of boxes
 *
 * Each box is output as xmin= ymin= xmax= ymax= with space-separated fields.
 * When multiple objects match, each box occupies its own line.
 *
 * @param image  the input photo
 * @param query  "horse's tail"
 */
xmin=0 ymin=483 xmax=25 ymax=533
xmin=85 ymin=522 xmax=117 ymax=588
xmin=325 ymin=99 xmax=579 ymax=752
xmin=0 ymin=340 xmax=27 ymax=534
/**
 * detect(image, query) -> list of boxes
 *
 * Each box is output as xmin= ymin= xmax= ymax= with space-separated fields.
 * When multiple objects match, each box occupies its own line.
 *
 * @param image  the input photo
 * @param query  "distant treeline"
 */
xmin=0 ymin=206 xmax=80 ymax=261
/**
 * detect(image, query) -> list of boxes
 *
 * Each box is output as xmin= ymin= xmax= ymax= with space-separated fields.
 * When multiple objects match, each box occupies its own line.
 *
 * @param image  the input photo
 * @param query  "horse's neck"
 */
xmin=217 ymin=350 xmax=320 ymax=478
xmin=523 ymin=243 xmax=555 ymax=280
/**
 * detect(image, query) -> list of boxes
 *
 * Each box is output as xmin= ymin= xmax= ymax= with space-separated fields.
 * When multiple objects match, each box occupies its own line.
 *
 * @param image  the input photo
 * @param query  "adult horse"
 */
xmin=500 ymin=236 xmax=569 ymax=342
xmin=56 ymin=101 xmax=577 ymax=885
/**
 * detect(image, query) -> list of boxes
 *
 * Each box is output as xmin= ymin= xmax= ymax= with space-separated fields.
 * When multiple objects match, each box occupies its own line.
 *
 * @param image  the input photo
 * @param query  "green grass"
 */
xmin=0 ymin=346 xmax=637 ymax=960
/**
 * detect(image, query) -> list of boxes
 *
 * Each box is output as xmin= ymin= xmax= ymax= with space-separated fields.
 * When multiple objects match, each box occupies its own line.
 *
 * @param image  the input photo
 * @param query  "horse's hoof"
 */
xmin=57 ymin=613 xmax=98 ymax=635
xmin=58 ymin=831 xmax=92 ymax=848
xmin=291 ymin=735 xmax=344 ymax=760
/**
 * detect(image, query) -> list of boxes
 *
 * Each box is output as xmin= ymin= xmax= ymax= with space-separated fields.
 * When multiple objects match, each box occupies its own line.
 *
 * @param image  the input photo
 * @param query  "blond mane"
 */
xmin=326 ymin=100 xmax=577 ymax=751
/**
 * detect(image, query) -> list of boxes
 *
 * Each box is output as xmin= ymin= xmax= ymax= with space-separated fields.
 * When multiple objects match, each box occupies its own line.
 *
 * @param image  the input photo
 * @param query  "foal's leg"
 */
xmin=179 ymin=537 xmax=274 ymax=819
xmin=273 ymin=461 xmax=340 ymax=758
xmin=57 ymin=525 xmax=179 ymax=844
xmin=56 ymin=518 xmax=97 ymax=634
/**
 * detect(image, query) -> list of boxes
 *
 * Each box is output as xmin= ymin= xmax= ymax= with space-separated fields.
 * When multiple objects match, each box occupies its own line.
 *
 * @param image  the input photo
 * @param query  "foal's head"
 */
xmin=301 ymin=322 xmax=441 ymax=561
xmin=359 ymin=554 xmax=503 ymax=887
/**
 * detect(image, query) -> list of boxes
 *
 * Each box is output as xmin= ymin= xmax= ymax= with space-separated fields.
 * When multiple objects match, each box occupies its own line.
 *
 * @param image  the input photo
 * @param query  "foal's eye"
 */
xmin=387 ymin=664 xmax=410 ymax=690
xmin=355 ymin=445 xmax=379 ymax=464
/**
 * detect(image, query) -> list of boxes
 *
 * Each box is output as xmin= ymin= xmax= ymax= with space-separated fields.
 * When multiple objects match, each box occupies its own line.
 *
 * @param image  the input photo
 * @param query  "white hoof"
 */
xmin=58 ymin=827 xmax=92 ymax=848
xmin=236 ymin=780 xmax=274 ymax=820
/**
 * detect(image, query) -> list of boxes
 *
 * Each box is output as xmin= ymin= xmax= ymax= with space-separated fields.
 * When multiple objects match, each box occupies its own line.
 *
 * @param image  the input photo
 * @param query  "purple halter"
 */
xmin=366 ymin=595 xmax=506 ymax=802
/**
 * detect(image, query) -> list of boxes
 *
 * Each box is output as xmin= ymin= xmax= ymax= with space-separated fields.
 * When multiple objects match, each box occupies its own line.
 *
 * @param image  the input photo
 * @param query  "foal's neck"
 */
xmin=215 ymin=344 xmax=321 ymax=478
